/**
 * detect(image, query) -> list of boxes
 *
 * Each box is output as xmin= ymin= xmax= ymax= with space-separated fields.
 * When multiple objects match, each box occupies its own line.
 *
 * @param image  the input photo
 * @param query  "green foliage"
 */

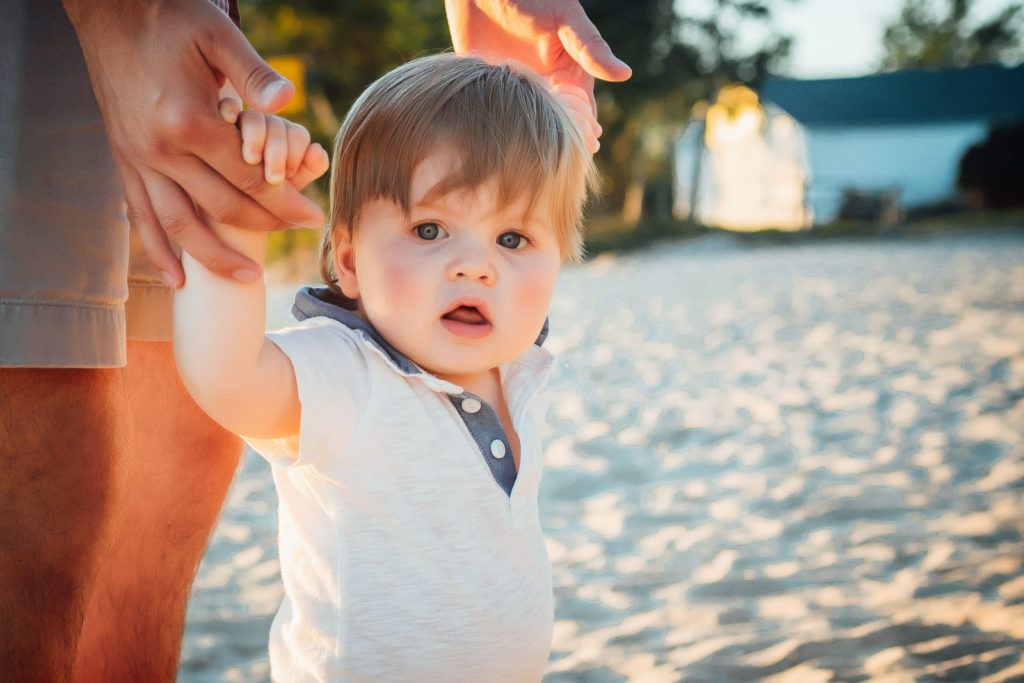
xmin=237 ymin=0 xmax=793 ymax=260
xmin=881 ymin=0 xmax=1023 ymax=69
xmin=239 ymin=0 xmax=450 ymax=262
xmin=584 ymin=216 xmax=707 ymax=255
xmin=240 ymin=0 xmax=450 ymax=146
xmin=584 ymin=0 xmax=793 ymax=221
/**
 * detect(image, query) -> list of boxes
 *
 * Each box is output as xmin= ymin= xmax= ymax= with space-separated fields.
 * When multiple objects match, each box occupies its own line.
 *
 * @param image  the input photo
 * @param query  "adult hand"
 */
xmin=445 ymin=0 xmax=631 ymax=151
xmin=63 ymin=0 xmax=325 ymax=286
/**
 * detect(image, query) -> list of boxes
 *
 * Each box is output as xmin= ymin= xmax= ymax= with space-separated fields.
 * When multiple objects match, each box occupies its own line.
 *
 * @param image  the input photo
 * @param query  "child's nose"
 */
xmin=447 ymin=241 xmax=496 ymax=283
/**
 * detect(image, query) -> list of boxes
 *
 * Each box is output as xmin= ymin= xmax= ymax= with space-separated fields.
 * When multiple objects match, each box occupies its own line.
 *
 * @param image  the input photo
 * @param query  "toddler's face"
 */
xmin=334 ymin=148 xmax=562 ymax=389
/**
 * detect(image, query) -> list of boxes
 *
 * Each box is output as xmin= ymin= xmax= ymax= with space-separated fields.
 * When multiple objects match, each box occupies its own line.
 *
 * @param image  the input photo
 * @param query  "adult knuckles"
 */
xmin=208 ymin=198 xmax=248 ymax=226
xmin=235 ymin=167 xmax=269 ymax=197
xmin=157 ymin=210 xmax=193 ymax=238
xmin=209 ymin=192 xmax=281 ymax=232
xmin=125 ymin=204 xmax=153 ymax=229
xmin=151 ymin=103 xmax=207 ymax=149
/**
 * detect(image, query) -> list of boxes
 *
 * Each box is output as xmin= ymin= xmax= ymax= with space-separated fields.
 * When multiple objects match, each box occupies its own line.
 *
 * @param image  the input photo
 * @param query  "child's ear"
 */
xmin=332 ymin=227 xmax=360 ymax=301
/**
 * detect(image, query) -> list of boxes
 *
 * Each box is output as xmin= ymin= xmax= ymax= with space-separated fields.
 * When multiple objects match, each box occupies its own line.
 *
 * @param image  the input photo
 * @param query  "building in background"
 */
xmin=674 ymin=85 xmax=812 ymax=231
xmin=675 ymin=63 xmax=1024 ymax=228
xmin=763 ymin=63 xmax=1024 ymax=223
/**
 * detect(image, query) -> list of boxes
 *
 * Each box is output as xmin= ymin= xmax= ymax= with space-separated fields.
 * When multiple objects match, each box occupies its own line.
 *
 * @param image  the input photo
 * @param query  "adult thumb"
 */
xmin=556 ymin=4 xmax=631 ymax=83
xmin=201 ymin=19 xmax=295 ymax=112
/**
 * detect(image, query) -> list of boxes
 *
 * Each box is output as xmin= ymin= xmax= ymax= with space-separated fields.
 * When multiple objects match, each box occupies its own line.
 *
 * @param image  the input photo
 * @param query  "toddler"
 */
xmin=174 ymin=54 xmax=595 ymax=680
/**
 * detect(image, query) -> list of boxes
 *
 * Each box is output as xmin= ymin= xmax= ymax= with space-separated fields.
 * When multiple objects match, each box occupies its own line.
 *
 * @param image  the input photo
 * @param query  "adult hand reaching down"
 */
xmin=62 ymin=0 xmax=326 ymax=287
xmin=445 ymin=0 xmax=631 ymax=152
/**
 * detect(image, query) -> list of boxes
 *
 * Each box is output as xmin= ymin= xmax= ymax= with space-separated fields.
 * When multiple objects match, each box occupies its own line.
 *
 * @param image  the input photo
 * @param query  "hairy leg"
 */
xmin=74 ymin=341 xmax=242 ymax=682
xmin=0 ymin=367 xmax=128 ymax=682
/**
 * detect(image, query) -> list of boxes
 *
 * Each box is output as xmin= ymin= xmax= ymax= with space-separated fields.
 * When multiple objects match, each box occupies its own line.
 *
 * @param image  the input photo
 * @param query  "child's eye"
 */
xmin=497 ymin=231 xmax=528 ymax=250
xmin=414 ymin=222 xmax=446 ymax=241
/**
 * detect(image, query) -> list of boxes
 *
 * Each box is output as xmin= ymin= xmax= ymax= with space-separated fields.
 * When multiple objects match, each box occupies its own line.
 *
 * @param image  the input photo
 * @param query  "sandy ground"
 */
xmin=179 ymin=230 xmax=1024 ymax=682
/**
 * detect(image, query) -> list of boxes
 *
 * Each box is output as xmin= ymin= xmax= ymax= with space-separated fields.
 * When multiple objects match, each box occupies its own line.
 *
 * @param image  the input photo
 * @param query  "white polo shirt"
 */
xmin=246 ymin=288 xmax=555 ymax=682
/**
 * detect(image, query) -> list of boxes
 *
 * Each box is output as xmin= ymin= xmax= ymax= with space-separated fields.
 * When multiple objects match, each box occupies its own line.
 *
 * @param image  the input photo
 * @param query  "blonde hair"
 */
xmin=319 ymin=53 xmax=596 ymax=297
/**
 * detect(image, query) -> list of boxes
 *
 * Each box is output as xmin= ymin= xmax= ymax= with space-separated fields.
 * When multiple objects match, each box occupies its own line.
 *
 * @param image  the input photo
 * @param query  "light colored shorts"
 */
xmin=0 ymin=0 xmax=171 ymax=368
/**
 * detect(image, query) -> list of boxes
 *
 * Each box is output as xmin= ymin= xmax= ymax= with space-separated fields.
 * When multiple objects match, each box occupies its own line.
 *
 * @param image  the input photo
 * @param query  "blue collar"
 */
xmin=291 ymin=286 xmax=551 ymax=499
xmin=292 ymin=286 xmax=550 ymax=377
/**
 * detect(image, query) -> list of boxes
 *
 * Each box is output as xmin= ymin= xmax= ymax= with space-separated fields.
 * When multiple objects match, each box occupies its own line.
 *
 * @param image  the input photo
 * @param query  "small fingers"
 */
xmin=568 ymin=107 xmax=599 ymax=154
xmin=218 ymin=97 xmax=242 ymax=125
xmin=284 ymin=121 xmax=312 ymax=180
xmin=553 ymin=84 xmax=601 ymax=153
xmin=238 ymin=110 xmax=267 ymax=165
xmin=549 ymin=68 xmax=597 ymax=118
xmin=263 ymin=115 xmax=288 ymax=185
xmin=181 ymin=108 xmax=324 ymax=228
xmin=291 ymin=143 xmax=330 ymax=190
xmin=553 ymin=84 xmax=598 ymax=126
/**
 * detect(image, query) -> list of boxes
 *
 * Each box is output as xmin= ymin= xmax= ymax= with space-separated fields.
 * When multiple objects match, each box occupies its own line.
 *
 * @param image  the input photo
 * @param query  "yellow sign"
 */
xmin=266 ymin=56 xmax=306 ymax=116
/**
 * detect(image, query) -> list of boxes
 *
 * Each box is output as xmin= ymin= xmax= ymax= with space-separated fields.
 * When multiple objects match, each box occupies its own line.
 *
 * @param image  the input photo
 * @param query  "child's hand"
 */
xmin=219 ymin=98 xmax=330 ymax=190
xmin=552 ymin=84 xmax=600 ymax=154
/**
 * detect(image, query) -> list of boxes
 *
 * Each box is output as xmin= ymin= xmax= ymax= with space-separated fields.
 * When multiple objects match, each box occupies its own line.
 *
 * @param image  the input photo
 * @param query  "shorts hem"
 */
xmin=0 ymin=298 xmax=126 ymax=368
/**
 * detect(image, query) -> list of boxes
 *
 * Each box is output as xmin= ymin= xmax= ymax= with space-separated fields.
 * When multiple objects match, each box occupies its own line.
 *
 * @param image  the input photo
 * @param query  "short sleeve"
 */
xmin=244 ymin=318 xmax=370 ymax=469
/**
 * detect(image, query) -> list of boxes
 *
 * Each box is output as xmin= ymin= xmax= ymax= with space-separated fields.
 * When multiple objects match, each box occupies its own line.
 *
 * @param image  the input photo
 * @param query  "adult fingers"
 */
xmin=121 ymin=162 xmax=183 ymax=288
xmin=553 ymin=84 xmax=600 ymax=134
xmin=174 ymin=108 xmax=324 ymax=227
xmin=556 ymin=4 xmax=632 ymax=83
xmin=553 ymin=83 xmax=601 ymax=150
xmin=142 ymin=169 xmax=262 ymax=283
xmin=554 ymin=86 xmax=599 ymax=153
xmin=170 ymin=152 xmax=290 ymax=232
xmin=569 ymin=108 xmax=599 ymax=153
xmin=199 ymin=19 xmax=294 ymax=112
xmin=549 ymin=69 xmax=597 ymax=118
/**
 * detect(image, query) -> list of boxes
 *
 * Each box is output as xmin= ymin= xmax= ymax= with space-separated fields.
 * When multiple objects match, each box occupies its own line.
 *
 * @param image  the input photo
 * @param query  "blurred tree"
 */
xmin=239 ymin=0 xmax=451 ymax=264
xmin=958 ymin=122 xmax=1024 ymax=208
xmin=241 ymin=0 xmax=450 ymax=147
xmin=880 ymin=0 xmax=1023 ymax=69
xmin=586 ymin=0 xmax=793 ymax=223
xmin=238 ymin=0 xmax=793 ymax=233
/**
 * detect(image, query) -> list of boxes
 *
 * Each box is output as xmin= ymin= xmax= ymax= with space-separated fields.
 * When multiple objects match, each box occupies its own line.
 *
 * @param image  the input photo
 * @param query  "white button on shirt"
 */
xmin=245 ymin=316 xmax=556 ymax=682
xmin=461 ymin=397 xmax=482 ymax=414
xmin=490 ymin=439 xmax=507 ymax=459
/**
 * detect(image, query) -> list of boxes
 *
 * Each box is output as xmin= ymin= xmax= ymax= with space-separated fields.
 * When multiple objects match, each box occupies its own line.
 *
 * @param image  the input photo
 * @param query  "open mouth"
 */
xmin=443 ymin=305 xmax=488 ymax=325
xmin=441 ymin=303 xmax=493 ymax=339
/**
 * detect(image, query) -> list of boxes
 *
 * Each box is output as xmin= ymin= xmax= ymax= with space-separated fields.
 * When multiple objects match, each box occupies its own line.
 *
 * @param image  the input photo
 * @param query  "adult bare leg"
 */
xmin=0 ymin=367 xmax=128 ymax=682
xmin=73 ymin=341 xmax=242 ymax=682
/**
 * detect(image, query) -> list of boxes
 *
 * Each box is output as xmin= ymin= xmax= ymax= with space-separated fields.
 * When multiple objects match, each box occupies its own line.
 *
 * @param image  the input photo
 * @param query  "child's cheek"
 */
xmin=517 ymin=258 xmax=560 ymax=328
xmin=378 ymin=257 xmax=424 ymax=313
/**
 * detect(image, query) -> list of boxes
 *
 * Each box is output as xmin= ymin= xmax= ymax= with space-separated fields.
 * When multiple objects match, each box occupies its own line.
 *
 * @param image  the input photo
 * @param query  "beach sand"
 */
xmin=179 ymin=230 xmax=1024 ymax=682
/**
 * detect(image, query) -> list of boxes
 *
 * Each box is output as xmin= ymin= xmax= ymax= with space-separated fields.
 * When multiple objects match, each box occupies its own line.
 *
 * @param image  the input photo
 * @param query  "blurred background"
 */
xmin=233 ymin=0 xmax=1024 ymax=266
xmin=181 ymin=1 xmax=1024 ymax=680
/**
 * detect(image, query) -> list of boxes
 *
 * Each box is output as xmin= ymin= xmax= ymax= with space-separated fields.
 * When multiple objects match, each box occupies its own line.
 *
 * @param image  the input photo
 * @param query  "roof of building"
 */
xmin=760 ymin=63 xmax=1024 ymax=127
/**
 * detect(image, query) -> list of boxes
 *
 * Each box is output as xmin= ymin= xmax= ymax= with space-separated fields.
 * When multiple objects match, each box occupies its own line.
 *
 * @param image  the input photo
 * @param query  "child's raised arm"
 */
xmin=173 ymin=103 xmax=329 ymax=440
